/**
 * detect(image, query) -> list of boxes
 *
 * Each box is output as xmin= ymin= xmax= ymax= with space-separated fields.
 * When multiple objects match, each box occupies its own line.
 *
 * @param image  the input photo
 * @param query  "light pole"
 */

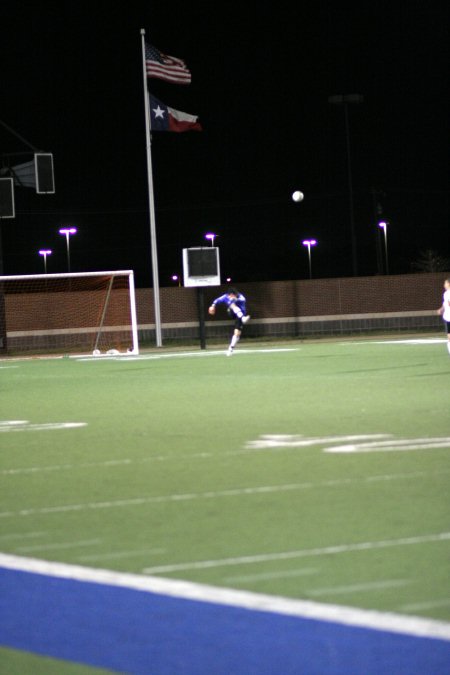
xmin=171 ymin=274 xmax=181 ymax=287
xmin=58 ymin=227 xmax=77 ymax=272
xmin=205 ymin=232 xmax=217 ymax=247
xmin=38 ymin=249 xmax=52 ymax=274
xmin=328 ymin=94 xmax=363 ymax=276
xmin=302 ymin=239 xmax=317 ymax=279
xmin=378 ymin=221 xmax=389 ymax=274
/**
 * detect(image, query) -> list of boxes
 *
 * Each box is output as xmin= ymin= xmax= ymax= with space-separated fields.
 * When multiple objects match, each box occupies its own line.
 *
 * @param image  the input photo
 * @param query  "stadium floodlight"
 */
xmin=204 ymin=233 xmax=217 ymax=247
xmin=59 ymin=227 xmax=77 ymax=272
xmin=378 ymin=221 xmax=389 ymax=274
xmin=302 ymin=239 xmax=317 ymax=279
xmin=38 ymin=249 xmax=52 ymax=274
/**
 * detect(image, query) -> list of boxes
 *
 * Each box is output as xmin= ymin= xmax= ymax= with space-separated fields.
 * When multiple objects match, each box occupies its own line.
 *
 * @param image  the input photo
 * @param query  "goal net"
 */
xmin=0 ymin=270 xmax=139 ymax=356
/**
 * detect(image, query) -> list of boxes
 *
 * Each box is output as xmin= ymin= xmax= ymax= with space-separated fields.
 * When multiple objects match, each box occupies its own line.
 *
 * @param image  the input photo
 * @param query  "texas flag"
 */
xmin=149 ymin=94 xmax=202 ymax=132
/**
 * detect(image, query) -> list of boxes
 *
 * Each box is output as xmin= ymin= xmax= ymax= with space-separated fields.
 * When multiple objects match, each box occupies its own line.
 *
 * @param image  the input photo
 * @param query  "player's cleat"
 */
xmin=242 ymin=315 xmax=251 ymax=324
xmin=226 ymin=347 xmax=234 ymax=356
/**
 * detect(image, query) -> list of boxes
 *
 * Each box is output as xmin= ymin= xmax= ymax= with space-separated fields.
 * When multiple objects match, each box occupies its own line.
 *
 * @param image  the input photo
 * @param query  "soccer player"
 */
xmin=437 ymin=278 xmax=450 ymax=356
xmin=208 ymin=288 xmax=250 ymax=355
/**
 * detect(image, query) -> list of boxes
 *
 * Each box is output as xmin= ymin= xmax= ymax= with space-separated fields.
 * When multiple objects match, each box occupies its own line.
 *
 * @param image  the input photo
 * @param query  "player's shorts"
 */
xmin=227 ymin=309 xmax=244 ymax=330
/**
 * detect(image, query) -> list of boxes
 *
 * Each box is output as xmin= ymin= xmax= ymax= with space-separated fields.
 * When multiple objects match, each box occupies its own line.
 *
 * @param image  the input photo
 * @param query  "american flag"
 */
xmin=145 ymin=42 xmax=191 ymax=85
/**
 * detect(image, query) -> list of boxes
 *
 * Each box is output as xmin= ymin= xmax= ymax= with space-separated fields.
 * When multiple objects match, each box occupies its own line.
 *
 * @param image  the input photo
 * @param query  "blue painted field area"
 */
xmin=1 ymin=564 xmax=449 ymax=675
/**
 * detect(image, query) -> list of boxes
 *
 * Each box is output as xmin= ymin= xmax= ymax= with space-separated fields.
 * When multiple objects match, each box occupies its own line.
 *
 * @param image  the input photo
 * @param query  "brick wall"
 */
xmin=136 ymin=272 xmax=448 ymax=342
xmin=2 ymin=272 xmax=448 ymax=352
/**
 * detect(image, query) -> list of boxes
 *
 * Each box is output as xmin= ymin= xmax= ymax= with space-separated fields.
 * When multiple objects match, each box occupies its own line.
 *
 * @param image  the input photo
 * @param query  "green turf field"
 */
xmin=1 ymin=336 xmax=449 ymax=630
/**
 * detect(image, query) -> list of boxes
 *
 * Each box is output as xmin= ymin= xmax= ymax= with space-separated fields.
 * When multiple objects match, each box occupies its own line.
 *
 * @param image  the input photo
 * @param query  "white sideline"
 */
xmin=1 ymin=553 xmax=449 ymax=642
xmin=76 ymin=347 xmax=300 ymax=361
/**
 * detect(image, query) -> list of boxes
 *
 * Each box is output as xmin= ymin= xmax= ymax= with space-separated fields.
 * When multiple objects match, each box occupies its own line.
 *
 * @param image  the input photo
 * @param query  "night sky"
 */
xmin=1 ymin=1 xmax=448 ymax=286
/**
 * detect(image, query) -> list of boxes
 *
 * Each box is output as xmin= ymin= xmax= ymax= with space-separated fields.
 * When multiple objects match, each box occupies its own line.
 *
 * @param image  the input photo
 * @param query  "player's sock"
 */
xmin=230 ymin=334 xmax=239 ymax=348
xmin=447 ymin=341 xmax=450 ymax=355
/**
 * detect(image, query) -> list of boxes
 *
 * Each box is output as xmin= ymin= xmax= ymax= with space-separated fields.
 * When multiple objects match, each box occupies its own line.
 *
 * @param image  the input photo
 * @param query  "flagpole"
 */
xmin=140 ymin=28 xmax=163 ymax=347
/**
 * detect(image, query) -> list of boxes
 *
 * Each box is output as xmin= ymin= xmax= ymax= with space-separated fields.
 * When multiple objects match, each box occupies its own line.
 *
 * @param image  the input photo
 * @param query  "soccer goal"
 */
xmin=0 ymin=270 xmax=139 ymax=356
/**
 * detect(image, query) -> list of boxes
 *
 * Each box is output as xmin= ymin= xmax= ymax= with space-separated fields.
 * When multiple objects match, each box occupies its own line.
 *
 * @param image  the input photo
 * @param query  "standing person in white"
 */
xmin=437 ymin=278 xmax=450 ymax=356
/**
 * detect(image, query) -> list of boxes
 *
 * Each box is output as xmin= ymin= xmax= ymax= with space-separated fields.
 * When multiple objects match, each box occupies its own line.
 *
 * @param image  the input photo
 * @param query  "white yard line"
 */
xmin=0 ymin=553 xmax=449 ymax=641
xmin=244 ymin=433 xmax=390 ymax=450
xmin=0 ymin=531 xmax=48 ymax=541
xmin=0 ymin=471 xmax=443 ymax=518
xmin=243 ymin=434 xmax=450 ymax=453
xmin=307 ymin=579 xmax=412 ymax=596
xmin=325 ymin=437 xmax=450 ymax=454
xmin=142 ymin=532 xmax=450 ymax=575
xmin=14 ymin=539 xmax=102 ymax=553
xmin=224 ymin=568 xmax=319 ymax=583
xmin=1 ymin=458 xmax=134 ymax=476
xmin=5 ymin=432 xmax=450 ymax=474
xmin=76 ymin=548 xmax=166 ymax=562
xmin=0 ymin=421 xmax=87 ymax=433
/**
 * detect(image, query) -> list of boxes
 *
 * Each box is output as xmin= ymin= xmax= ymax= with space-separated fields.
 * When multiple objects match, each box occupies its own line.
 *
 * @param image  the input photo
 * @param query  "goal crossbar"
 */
xmin=0 ymin=270 xmax=136 ymax=282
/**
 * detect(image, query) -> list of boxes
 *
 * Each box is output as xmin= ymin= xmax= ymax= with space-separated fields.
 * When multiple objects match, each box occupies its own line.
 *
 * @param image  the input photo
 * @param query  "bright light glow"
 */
xmin=171 ymin=275 xmax=178 ymax=281
xmin=38 ymin=248 xmax=52 ymax=273
xmin=302 ymin=239 xmax=317 ymax=279
xmin=205 ymin=233 xmax=217 ymax=246
xmin=292 ymin=190 xmax=304 ymax=202
xmin=378 ymin=222 xmax=389 ymax=274
xmin=59 ymin=227 xmax=77 ymax=273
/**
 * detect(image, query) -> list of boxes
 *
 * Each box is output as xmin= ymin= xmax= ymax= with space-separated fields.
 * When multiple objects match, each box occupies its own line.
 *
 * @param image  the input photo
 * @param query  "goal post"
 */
xmin=0 ymin=270 xmax=139 ymax=356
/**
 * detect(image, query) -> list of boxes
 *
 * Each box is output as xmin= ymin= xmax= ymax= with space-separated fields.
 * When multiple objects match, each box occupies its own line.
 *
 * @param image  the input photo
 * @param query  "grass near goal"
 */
xmin=0 ymin=270 xmax=139 ymax=356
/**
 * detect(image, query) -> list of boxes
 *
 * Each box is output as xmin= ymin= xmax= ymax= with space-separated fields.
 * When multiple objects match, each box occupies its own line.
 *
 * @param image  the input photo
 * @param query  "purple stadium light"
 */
xmin=38 ymin=249 xmax=52 ymax=274
xmin=59 ymin=227 xmax=77 ymax=272
xmin=204 ymin=232 xmax=217 ymax=246
xmin=378 ymin=221 xmax=389 ymax=274
xmin=302 ymin=239 xmax=317 ymax=279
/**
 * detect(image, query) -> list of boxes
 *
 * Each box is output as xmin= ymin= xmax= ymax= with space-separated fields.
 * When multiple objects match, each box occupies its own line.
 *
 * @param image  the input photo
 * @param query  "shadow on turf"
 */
xmin=338 ymin=363 xmax=428 ymax=373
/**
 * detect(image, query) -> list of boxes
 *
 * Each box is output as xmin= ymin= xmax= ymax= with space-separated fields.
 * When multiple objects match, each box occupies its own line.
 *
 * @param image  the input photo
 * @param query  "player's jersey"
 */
xmin=213 ymin=292 xmax=247 ymax=314
xmin=443 ymin=289 xmax=450 ymax=321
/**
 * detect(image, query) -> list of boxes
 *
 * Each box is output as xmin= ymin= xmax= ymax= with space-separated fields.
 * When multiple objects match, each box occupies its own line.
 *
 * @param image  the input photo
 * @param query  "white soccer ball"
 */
xmin=92 ymin=349 xmax=101 ymax=356
xmin=292 ymin=190 xmax=304 ymax=203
